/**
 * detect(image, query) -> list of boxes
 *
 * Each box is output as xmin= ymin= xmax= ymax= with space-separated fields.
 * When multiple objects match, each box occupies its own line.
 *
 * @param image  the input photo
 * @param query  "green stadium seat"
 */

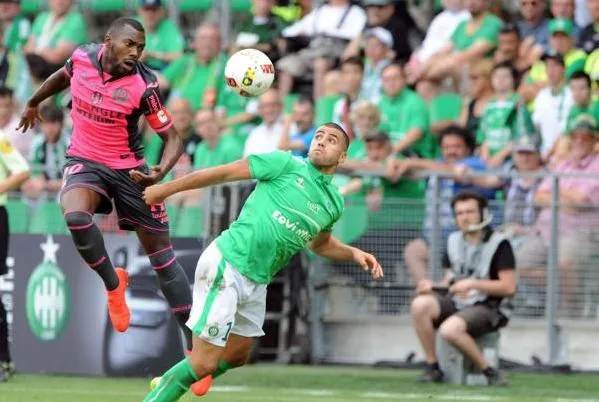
xmin=231 ymin=0 xmax=252 ymax=13
xmin=178 ymin=0 xmax=212 ymax=12
xmin=173 ymin=206 xmax=204 ymax=238
xmin=283 ymin=93 xmax=299 ymax=114
xmin=89 ymin=0 xmax=128 ymax=12
xmin=315 ymin=95 xmax=342 ymax=126
xmin=20 ymin=0 xmax=41 ymax=15
xmin=6 ymin=199 xmax=29 ymax=234
xmin=29 ymin=201 xmax=69 ymax=235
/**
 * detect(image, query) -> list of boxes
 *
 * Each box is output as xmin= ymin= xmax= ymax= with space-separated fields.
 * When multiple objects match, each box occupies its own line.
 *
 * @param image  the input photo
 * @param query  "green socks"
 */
xmin=212 ymin=359 xmax=235 ymax=379
xmin=143 ymin=358 xmax=198 ymax=402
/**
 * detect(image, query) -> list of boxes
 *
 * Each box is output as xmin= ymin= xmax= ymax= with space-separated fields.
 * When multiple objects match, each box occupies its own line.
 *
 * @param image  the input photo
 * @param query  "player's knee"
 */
xmin=64 ymin=211 xmax=94 ymax=231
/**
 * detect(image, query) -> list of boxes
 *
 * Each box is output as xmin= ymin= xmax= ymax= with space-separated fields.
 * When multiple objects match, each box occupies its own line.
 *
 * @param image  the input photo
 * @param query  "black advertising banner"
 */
xmin=1 ymin=234 xmax=204 ymax=377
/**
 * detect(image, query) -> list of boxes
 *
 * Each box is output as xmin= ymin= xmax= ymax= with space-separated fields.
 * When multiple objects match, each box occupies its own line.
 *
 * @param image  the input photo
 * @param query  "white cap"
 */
xmin=364 ymin=27 xmax=394 ymax=49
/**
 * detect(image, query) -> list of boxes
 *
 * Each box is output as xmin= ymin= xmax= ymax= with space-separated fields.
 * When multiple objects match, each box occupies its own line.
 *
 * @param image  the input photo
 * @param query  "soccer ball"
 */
xmin=224 ymin=49 xmax=275 ymax=98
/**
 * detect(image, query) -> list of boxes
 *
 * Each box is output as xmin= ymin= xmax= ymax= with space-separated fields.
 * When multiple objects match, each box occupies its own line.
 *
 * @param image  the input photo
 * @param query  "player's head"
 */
xmin=308 ymin=123 xmax=349 ymax=172
xmin=104 ymin=17 xmax=146 ymax=75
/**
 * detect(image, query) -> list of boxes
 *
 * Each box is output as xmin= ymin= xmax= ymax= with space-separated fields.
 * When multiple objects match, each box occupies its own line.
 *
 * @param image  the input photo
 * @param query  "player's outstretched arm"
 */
xmin=309 ymin=232 xmax=384 ymax=279
xmin=18 ymin=68 xmax=71 ymax=133
xmin=143 ymin=159 xmax=252 ymax=205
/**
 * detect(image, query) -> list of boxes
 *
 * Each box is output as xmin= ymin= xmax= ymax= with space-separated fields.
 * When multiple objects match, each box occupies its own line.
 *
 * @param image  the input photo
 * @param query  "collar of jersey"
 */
xmin=306 ymin=159 xmax=333 ymax=185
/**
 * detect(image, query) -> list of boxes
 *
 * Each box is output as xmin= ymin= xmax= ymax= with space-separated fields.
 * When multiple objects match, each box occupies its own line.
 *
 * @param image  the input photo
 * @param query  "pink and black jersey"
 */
xmin=64 ymin=43 xmax=173 ymax=169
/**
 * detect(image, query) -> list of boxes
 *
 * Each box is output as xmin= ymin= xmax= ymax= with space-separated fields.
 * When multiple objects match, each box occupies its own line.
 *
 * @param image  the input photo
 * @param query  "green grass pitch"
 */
xmin=1 ymin=365 xmax=598 ymax=402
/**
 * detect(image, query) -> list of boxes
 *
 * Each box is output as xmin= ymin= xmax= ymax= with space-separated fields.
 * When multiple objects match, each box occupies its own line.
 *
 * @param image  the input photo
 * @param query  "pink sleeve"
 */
xmin=64 ymin=47 xmax=84 ymax=78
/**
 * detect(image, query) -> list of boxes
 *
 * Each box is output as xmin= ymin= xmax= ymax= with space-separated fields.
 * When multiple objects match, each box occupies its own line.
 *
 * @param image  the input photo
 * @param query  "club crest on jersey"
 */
xmin=112 ymin=87 xmax=129 ymax=103
xmin=91 ymin=91 xmax=103 ymax=105
xmin=307 ymin=201 xmax=320 ymax=213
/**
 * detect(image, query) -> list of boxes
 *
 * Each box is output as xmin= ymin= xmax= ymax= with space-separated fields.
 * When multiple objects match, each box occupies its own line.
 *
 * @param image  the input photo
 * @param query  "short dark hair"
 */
xmin=341 ymin=56 xmax=364 ymax=73
xmin=295 ymin=95 xmax=314 ymax=108
xmin=0 ymin=86 xmax=13 ymax=99
xmin=570 ymin=71 xmax=591 ymax=87
xmin=493 ymin=61 xmax=520 ymax=88
xmin=451 ymin=190 xmax=489 ymax=213
xmin=108 ymin=17 xmax=145 ymax=36
xmin=40 ymin=104 xmax=64 ymax=123
xmin=500 ymin=22 xmax=520 ymax=38
xmin=322 ymin=122 xmax=350 ymax=150
xmin=439 ymin=124 xmax=476 ymax=154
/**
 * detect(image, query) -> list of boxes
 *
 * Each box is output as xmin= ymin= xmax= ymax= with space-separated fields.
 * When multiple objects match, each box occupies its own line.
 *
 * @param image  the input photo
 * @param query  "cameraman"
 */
xmin=410 ymin=190 xmax=516 ymax=386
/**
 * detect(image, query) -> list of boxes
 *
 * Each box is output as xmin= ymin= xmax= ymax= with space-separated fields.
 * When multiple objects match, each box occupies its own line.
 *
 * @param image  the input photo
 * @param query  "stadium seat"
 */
xmin=173 ymin=206 xmax=204 ymax=238
xmin=20 ymin=0 xmax=42 ymax=15
xmin=29 ymin=201 xmax=69 ymax=235
xmin=6 ymin=199 xmax=29 ymax=234
xmin=178 ymin=0 xmax=212 ymax=12
xmin=315 ymin=95 xmax=342 ymax=126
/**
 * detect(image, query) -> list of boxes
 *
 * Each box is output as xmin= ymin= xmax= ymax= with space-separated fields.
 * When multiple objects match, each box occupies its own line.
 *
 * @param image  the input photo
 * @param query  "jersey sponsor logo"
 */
xmin=112 ymin=87 xmax=129 ymax=103
xmin=272 ymin=210 xmax=313 ymax=242
xmin=91 ymin=91 xmax=103 ymax=105
xmin=73 ymin=96 xmax=126 ymax=124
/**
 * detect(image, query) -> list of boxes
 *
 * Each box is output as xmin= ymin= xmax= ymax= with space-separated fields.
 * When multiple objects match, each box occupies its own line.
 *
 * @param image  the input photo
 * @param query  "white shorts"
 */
xmin=186 ymin=241 xmax=267 ymax=347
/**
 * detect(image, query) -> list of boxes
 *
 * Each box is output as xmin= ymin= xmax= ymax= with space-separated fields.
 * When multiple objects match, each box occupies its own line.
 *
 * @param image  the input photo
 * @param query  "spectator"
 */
xmin=378 ymin=63 xmax=431 ymax=159
xmin=407 ymin=0 xmax=503 ymax=86
xmin=532 ymin=53 xmax=573 ymax=161
xmin=410 ymin=190 xmax=514 ymax=386
xmin=332 ymin=57 xmax=364 ymax=137
xmin=517 ymin=0 xmax=550 ymax=53
xmin=277 ymin=0 xmax=366 ymax=100
xmin=272 ymin=0 xmax=311 ymax=23
xmin=194 ymin=109 xmax=242 ymax=170
xmin=494 ymin=23 xmax=543 ymax=74
xmin=215 ymin=84 xmax=259 ymax=150
xmin=407 ymin=0 xmax=470 ymax=70
xmin=550 ymin=0 xmax=581 ymax=40
xmin=517 ymin=114 xmax=599 ymax=314
xmin=22 ymin=104 xmax=68 ymax=199
xmin=0 ymin=0 xmax=30 ymax=52
xmin=232 ymin=0 xmax=287 ymax=62
xmin=342 ymin=100 xmax=381 ymax=164
xmin=344 ymin=0 xmax=412 ymax=64
xmin=578 ymin=0 xmax=599 ymax=53
xmin=344 ymin=27 xmax=394 ymax=104
xmin=0 ymin=22 xmax=31 ymax=107
xmin=458 ymin=58 xmax=494 ymax=140
xmin=520 ymin=19 xmax=587 ymax=104
xmin=416 ymin=78 xmax=463 ymax=148
xmin=278 ymin=96 xmax=316 ymax=157
xmin=136 ymin=0 xmax=185 ymax=72
xmin=479 ymin=62 xmax=535 ymax=168
xmin=159 ymin=23 xmax=226 ymax=111
xmin=0 ymin=87 xmax=29 ymax=157
xmin=554 ymin=71 xmax=599 ymax=160
xmin=243 ymin=88 xmax=284 ymax=156
xmin=339 ymin=130 xmax=425 ymax=284
xmin=401 ymin=125 xmax=495 ymax=284
xmin=24 ymin=0 xmax=87 ymax=76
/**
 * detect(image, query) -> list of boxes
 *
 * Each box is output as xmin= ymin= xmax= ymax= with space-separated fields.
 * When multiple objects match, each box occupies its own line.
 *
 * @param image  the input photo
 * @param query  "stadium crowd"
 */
xmin=2 ymin=0 xmax=599 ymax=315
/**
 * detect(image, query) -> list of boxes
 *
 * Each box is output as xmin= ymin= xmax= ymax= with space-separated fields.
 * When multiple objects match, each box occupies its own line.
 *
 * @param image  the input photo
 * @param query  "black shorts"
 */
xmin=432 ymin=292 xmax=507 ymax=338
xmin=61 ymin=156 xmax=170 ymax=235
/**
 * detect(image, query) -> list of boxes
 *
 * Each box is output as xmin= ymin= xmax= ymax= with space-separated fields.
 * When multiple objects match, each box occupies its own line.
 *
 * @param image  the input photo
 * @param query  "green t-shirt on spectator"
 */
xmin=4 ymin=15 xmax=30 ymax=52
xmin=451 ymin=12 xmax=503 ymax=53
xmin=216 ymin=84 xmax=259 ymax=146
xmin=136 ymin=17 xmax=185 ymax=71
xmin=193 ymin=135 xmax=243 ymax=170
xmin=478 ymin=93 xmax=535 ymax=155
xmin=31 ymin=11 xmax=87 ymax=50
xmin=378 ymin=88 xmax=431 ymax=158
xmin=234 ymin=14 xmax=287 ymax=50
xmin=429 ymin=92 xmax=462 ymax=157
xmin=163 ymin=52 xmax=227 ymax=111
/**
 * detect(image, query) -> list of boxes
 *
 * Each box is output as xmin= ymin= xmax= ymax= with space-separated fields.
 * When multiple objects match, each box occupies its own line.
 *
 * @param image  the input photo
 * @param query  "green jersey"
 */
xmin=4 ymin=15 xmax=30 ymax=52
xmin=0 ymin=134 xmax=29 ymax=206
xmin=216 ymin=151 xmax=344 ymax=284
xmin=478 ymin=94 xmax=535 ymax=154
xmin=31 ymin=11 xmax=87 ymax=50
xmin=193 ymin=136 xmax=243 ymax=169
xmin=451 ymin=13 xmax=503 ymax=54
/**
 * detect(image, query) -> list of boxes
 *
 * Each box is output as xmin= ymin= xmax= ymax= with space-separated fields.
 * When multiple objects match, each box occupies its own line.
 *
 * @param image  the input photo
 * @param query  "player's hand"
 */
xmin=143 ymin=184 xmax=167 ymax=205
xmin=129 ymin=166 xmax=165 ymax=186
xmin=17 ymin=103 xmax=42 ymax=133
xmin=416 ymin=279 xmax=433 ymax=295
xmin=352 ymin=249 xmax=383 ymax=279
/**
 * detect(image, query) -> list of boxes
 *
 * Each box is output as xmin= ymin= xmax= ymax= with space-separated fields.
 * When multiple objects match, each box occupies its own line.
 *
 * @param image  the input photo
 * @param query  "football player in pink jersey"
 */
xmin=18 ymin=17 xmax=194 ymax=355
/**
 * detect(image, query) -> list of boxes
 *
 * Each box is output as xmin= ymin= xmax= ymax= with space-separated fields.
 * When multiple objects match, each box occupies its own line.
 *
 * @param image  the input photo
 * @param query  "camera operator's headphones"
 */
xmin=451 ymin=191 xmax=493 ymax=232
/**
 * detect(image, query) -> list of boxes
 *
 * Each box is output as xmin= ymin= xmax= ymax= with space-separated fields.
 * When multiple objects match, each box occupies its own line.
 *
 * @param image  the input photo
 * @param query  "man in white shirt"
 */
xmin=532 ymin=53 xmax=573 ymax=161
xmin=277 ymin=0 xmax=366 ymax=100
xmin=243 ymin=88 xmax=284 ymax=157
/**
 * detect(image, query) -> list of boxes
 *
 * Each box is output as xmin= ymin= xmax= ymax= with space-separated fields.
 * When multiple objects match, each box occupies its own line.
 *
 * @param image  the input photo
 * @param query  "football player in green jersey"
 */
xmin=142 ymin=122 xmax=383 ymax=401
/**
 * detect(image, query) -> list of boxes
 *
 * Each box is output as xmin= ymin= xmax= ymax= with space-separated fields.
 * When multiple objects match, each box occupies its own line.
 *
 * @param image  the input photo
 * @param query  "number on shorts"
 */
xmin=64 ymin=163 xmax=84 ymax=177
xmin=221 ymin=321 xmax=233 ymax=342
